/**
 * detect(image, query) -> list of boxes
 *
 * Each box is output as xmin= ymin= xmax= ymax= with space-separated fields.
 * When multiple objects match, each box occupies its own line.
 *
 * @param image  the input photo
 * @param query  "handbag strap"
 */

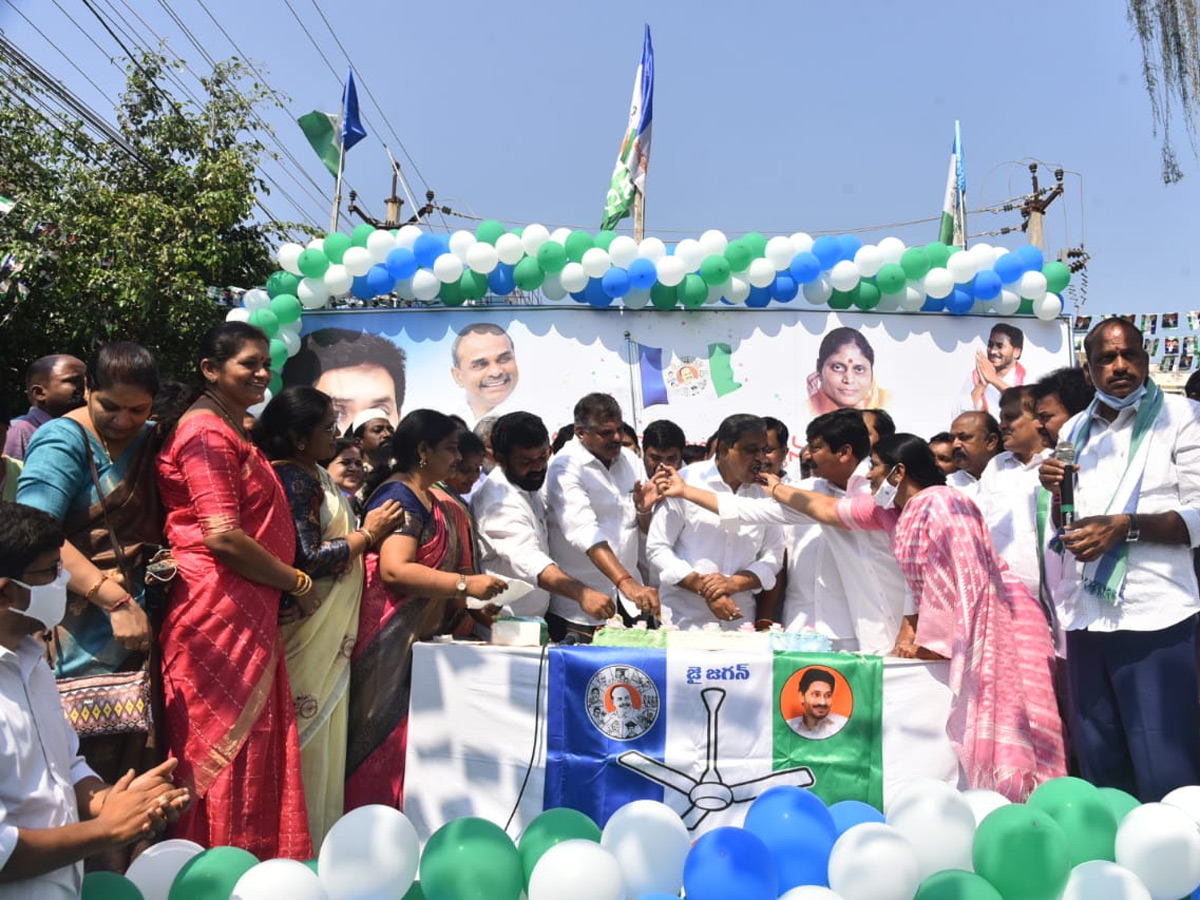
xmin=70 ymin=419 xmax=134 ymax=585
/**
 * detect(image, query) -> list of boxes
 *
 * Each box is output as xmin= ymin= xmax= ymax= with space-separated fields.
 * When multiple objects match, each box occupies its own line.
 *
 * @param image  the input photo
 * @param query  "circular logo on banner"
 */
xmin=586 ymin=664 xmax=660 ymax=741
xmin=667 ymin=357 xmax=709 ymax=398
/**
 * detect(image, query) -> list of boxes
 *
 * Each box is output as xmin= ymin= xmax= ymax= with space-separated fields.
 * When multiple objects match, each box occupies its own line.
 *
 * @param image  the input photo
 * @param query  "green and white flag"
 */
xmin=601 ymin=26 xmax=654 ymax=230
xmin=937 ymin=120 xmax=966 ymax=248
xmin=0 ymin=195 xmax=16 ymax=217
xmin=297 ymin=69 xmax=368 ymax=178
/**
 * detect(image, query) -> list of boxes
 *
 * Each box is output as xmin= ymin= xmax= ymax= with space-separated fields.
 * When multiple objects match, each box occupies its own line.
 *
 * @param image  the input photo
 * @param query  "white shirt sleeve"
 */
xmin=716 ymin=491 xmax=816 ymax=529
xmin=475 ymin=492 xmax=556 ymax=586
xmin=1173 ymin=404 xmax=1200 ymax=547
xmin=742 ymin=523 xmax=783 ymax=592
xmin=546 ymin=456 xmax=609 ymax=554
xmin=645 ymin=499 xmax=694 ymax=586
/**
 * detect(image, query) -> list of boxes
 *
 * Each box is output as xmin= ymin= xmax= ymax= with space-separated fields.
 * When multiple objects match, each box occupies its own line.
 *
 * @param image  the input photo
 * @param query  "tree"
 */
xmin=0 ymin=50 xmax=299 ymax=400
xmin=1127 ymin=0 xmax=1200 ymax=183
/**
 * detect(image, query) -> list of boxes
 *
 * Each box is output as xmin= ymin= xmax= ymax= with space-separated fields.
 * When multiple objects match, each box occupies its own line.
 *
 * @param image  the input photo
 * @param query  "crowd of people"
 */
xmin=2 ymin=314 xmax=1200 ymax=896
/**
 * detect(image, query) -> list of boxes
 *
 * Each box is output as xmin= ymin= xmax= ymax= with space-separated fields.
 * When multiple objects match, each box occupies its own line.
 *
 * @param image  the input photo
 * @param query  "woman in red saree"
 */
xmin=346 ymin=409 xmax=506 ymax=812
xmin=155 ymin=323 xmax=312 ymax=859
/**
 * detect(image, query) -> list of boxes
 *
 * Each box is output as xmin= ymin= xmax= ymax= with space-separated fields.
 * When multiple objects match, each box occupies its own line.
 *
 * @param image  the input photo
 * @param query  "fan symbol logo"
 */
xmin=586 ymin=665 xmax=660 ymax=741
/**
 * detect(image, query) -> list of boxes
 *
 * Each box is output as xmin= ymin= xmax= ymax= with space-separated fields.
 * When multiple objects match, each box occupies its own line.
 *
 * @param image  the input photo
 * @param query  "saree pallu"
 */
xmin=156 ymin=413 xmax=311 ymax=860
xmin=345 ymin=483 xmax=471 ymax=812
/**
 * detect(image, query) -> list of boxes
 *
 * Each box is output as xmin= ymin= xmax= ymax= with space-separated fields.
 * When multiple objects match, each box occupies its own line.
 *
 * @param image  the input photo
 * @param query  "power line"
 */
xmin=1 ymin=0 xmax=118 ymax=108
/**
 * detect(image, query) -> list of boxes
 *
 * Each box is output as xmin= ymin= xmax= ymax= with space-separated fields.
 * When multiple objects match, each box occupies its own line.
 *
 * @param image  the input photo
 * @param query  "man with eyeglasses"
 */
xmin=544 ymin=394 xmax=660 ymax=643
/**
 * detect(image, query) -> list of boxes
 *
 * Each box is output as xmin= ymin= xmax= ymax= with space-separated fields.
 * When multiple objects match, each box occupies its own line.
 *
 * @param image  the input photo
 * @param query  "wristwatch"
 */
xmin=455 ymin=576 xmax=468 ymax=597
xmin=1125 ymin=514 xmax=1140 ymax=543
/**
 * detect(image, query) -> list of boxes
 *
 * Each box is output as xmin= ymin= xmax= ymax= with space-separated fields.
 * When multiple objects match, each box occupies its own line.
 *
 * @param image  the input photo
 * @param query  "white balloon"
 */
xmin=225 ymin=306 xmax=251 ymax=323
xmin=433 ymin=252 xmax=465 ymax=283
xmin=656 ymin=256 xmax=687 ymax=287
xmin=298 ymin=277 xmax=329 ymax=310
xmin=828 ymin=259 xmax=861 ymax=292
xmin=994 ymin=289 xmax=1021 ymax=315
xmin=394 ymin=277 xmax=416 ymax=301
xmin=1061 ymin=860 xmax=1152 ymax=900
xmin=324 ymin=264 xmax=353 ymax=296
xmin=600 ymin=800 xmax=689 ymax=898
xmin=550 ymin=227 xmax=572 ymax=245
xmin=623 ymin=287 xmax=651 ymax=309
xmin=828 ymin=823 xmax=921 ymax=900
xmin=608 ymin=235 xmax=639 ymax=267
xmin=780 ymin=888 xmax=845 ymax=900
xmin=969 ymin=243 xmax=996 ymax=271
xmin=242 ymin=288 xmax=271 ymax=312
xmin=790 ymin=232 xmax=815 ymax=255
xmin=705 ymin=282 xmax=726 ymax=305
xmin=1163 ymin=786 xmax=1200 ymax=827
xmin=541 ymin=272 xmax=567 ymax=301
xmin=581 ymin=247 xmax=612 ymax=279
xmin=366 ymin=228 xmax=396 ymax=264
xmin=765 ymin=236 xmax=796 ymax=271
xmin=961 ymin=789 xmax=1012 ymax=826
xmin=747 ymin=257 xmax=777 ymax=288
xmin=126 ymin=839 xmax=204 ymax=900
xmin=900 ymin=284 xmax=926 ymax=312
xmin=1034 ymin=292 xmax=1064 ymax=320
xmin=319 ymin=805 xmax=420 ymax=900
xmin=280 ymin=329 xmax=301 ymax=357
xmin=726 ymin=276 xmax=751 ymax=304
xmin=279 ymin=316 xmax=303 ymax=334
xmin=854 ymin=245 xmax=884 ymax=278
xmin=674 ymin=239 xmax=704 ymax=271
xmin=877 ymin=291 xmax=902 ymax=312
xmin=528 ymin=839 xmax=625 ymax=900
xmin=412 ymin=269 xmax=441 ymax=302
xmin=233 ymin=859 xmax=327 ymax=900
xmin=924 ymin=267 xmax=954 ymax=300
xmin=1018 ymin=270 xmax=1049 ymax=301
xmin=803 ymin=276 xmax=833 ymax=305
xmin=395 ymin=225 xmax=423 ymax=249
xmin=246 ymin=388 xmax=271 ymax=419
xmin=877 ymin=236 xmax=907 ymax=265
xmin=886 ymin=782 xmax=976 ymax=877
xmin=306 ymin=237 xmax=325 ymax=251
xmin=946 ymin=251 xmax=978 ymax=284
xmin=466 ymin=242 xmax=500 ymax=275
xmin=277 ymin=242 xmax=305 ymax=276
xmin=638 ymin=237 xmax=667 ymax=261
xmin=1116 ymin=803 xmax=1200 ymax=900
xmin=495 ymin=232 xmax=526 ymax=266
xmin=559 ymin=262 xmax=588 ymax=292
xmin=449 ymin=229 xmax=477 ymax=262
xmin=342 ymin=246 xmax=372 ymax=277
xmin=521 ymin=223 xmax=550 ymax=255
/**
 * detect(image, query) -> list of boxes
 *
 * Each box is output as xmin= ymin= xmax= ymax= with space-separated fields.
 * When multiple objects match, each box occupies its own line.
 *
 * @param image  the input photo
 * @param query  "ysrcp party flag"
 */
xmin=545 ymin=646 xmax=882 ymax=834
xmin=937 ymin=120 xmax=966 ymax=248
xmin=638 ymin=342 xmax=741 ymax=408
xmin=601 ymin=26 xmax=654 ymax=230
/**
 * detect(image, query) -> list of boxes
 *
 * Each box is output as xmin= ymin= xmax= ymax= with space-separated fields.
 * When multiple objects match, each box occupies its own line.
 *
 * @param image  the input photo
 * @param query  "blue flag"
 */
xmin=341 ymin=68 xmax=367 ymax=152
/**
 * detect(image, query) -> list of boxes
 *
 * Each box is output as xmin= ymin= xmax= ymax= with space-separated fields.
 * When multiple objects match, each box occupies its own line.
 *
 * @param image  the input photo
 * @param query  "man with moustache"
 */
xmin=450 ymin=323 xmax=520 ymax=427
xmin=1031 ymin=367 xmax=1095 ymax=446
xmin=472 ymin=412 xmax=613 ymax=623
xmin=4 ymin=356 xmax=86 ymax=460
xmin=946 ymin=411 xmax=1001 ymax=499
xmin=955 ymin=323 xmax=1026 ymax=417
xmin=786 ymin=668 xmax=848 ymax=740
xmin=646 ymin=414 xmax=783 ymax=630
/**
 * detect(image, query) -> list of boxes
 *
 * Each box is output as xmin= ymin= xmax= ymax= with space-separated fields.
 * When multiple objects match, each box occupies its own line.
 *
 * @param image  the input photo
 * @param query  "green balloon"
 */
xmin=403 ymin=882 xmax=427 ymax=900
xmin=564 ymin=230 xmax=594 ymax=263
xmin=900 ymin=247 xmax=931 ymax=281
xmin=302 ymin=859 xmax=319 ymax=874
xmin=1018 ymin=298 xmax=1034 ymax=315
xmin=875 ymin=262 xmax=907 ymax=295
xmin=83 ymin=871 xmax=144 ymax=900
xmin=741 ymin=231 xmax=768 ymax=258
xmin=268 ymin=294 xmax=302 ymax=325
xmin=678 ymin=273 xmax=708 ymax=308
xmin=854 ymin=280 xmax=882 ymax=310
xmin=925 ymin=242 xmax=952 ymax=269
xmin=724 ymin=240 xmax=752 ymax=272
xmin=518 ymin=808 xmax=601 ymax=887
xmin=297 ymin=247 xmax=329 ymax=279
xmin=475 ymin=219 xmax=506 ymax=245
xmin=268 ymin=338 xmax=288 ymax=369
xmin=650 ymin=281 xmax=678 ymax=310
xmin=351 ymin=223 xmax=375 ymax=247
xmin=248 ymin=308 xmax=280 ymax=338
xmin=594 ymin=230 xmax=616 ymax=251
xmin=1026 ymin=776 xmax=1117 ymax=866
xmin=1043 ymin=261 xmax=1071 ymax=294
xmin=461 ymin=270 xmax=489 ymax=300
xmin=915 ymin=870 xmax=1004 ymax=900
xmin=266 ymin=270 xmax=301 ymax=298
xmin=829 ymin=287 xmax=856 ymax=310
xmin=973 ymin=805 xmax=1071 ymax=900
xmin=536 ymin=242 xmax=568 ymax=274
xmin=419 ymin=817 xmax=523 ymax=900
xmin=323 ymin=232 xmax=352 ymax=264
xmin=699 ymin=254 xmax=732 ymax=286
xmin=269 ymin=371 xmax=283 ymax=395
xmin=513 ymin=256 xmax=545 ymax=291
xmin=440 ymin=278 xmax=465 ymax=307
xmin=168 ymin=846 xmax=259 ymax=900
xmin=1098 ymin=787 xmax=1141 ymax=825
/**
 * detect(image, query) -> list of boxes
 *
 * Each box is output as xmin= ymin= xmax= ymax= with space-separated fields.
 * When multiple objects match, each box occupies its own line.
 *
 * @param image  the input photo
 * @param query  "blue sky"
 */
xmin=3 ymin=0 xmax=1196 ymax=315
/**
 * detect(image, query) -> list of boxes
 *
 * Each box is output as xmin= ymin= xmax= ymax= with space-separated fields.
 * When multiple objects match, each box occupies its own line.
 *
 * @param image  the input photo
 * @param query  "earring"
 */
xmin=297 ymin=442 xmax=306 ymax=451
xmin=419 ymin=458 xmax=427 ymax=469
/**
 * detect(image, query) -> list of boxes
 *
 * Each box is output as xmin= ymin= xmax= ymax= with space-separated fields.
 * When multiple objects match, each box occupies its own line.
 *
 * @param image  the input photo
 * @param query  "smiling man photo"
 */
xmin=450 ymin=322 xmax=520 ymax=427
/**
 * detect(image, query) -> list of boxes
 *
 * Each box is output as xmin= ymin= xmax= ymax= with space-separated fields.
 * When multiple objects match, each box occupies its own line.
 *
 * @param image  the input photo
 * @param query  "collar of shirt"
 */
xmin=992 ymin=448 xmax=1050 ymax=472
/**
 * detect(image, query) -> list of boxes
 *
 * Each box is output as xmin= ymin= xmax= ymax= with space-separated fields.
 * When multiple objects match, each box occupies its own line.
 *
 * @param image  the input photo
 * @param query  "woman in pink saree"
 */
xmin=658 ymin=432 xmax=1064 ymax=800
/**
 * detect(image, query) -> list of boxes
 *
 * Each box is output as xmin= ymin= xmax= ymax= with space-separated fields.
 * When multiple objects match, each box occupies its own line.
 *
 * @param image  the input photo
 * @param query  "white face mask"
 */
xmin=10 ymin=568 xmax=71 ymax=630
xmin=873 ymin=466 xmax=900 ymax=509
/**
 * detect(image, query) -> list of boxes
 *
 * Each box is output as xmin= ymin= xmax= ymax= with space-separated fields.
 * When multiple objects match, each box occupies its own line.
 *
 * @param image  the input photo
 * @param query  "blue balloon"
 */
xmin=744 ymin=786 xmax=837 ymax=891
xmin=628 ymin=257 xmax=659 ymax=290
xmin=569 ymin=289 xmax=588 ymax=304
xmin=972 ymin=270 xmax=1003 ymax=300
xmin=946 ymin=287 xmax=974 ymax=314
xmin=412 ymin=233 xmax=443 ymax=268
xmin=488 ymin=264 xmax=515 ymax=295
xmin=584 ymin=277 xmax=612 ymax=307
xmin=601 ymin=267 xmax=632 ymax=298
xmin=839 ymin=234 xmax=862 ymax=261
xmin=683 ymin=827 xmax=778 ymax=900
xmin=921 ymin=295 xmax=946 ymax=312
xmin=637 ymin=895 xmax=683 ymax=900
xmin=365 ymin=264 xmax=394 ymax=296
xmin=385 ymin=246 xmax=418 ymax=280
xmin=1016 ymin=244 xmax=1045 ymax=271
xmin=350 ymin=274 xmax=374 ymax=299
xmin=665 ymin=243 xmax=675 ymax=255
xmin=789 ymin=252 xmax=823 ymax=284
xmin=993 ymin=252 xmax=1025 ymax=284
xmin=746 ymin=285 xmax=772 ymax=308
xmin=829 ymin=800 xmax=886 ymax=836
xmin=771 ymin=274 xmax=799 ymax=302
xmin=811 ymin=235 xmax=842 ymax=270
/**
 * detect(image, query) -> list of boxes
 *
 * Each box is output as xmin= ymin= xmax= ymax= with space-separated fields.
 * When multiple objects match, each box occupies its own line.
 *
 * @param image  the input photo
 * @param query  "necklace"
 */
xmin=203 ymin=389 xmax=248 ymax=440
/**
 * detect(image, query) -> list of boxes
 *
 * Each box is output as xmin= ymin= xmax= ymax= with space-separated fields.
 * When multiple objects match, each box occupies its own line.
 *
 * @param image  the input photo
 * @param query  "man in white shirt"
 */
xmin=544 ymin=394 xmax=659 ymax=643
xmin=646 ymin=414 xmax=783 ymax=630
xmin=0 ymin=502 xmax=188 ymax=899
xmin=977 ymin=386 xmax=1051 ymax=597
xmin=785 ymin=668 xmax=849 ymax=740
xmin=954 ymin=323 xmax=1027 ymax=417
xmin=946 ymin=411 xmax=1001 ymax=499
xmin=636 ymin=421 xmax=688 ymax=590
xmin=472 ymin=413 xmax=614 ymax=622
xmin=1040 ymin=318 xmax=1200 ymax=801
xmin=1031 ymin=367 xmax=1095 ymax=447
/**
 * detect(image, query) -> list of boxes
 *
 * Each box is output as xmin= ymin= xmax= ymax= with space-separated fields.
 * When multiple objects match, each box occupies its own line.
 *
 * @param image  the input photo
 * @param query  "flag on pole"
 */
xmin=601 ymin=26 xmax=654 ymax=230
xmin=0 ymin=195 xmax=15 ymax=217
xmin=937 ymin=121 xmax=966 ymax=247
xmin=297 ymin=68 xmax=369 ymax=177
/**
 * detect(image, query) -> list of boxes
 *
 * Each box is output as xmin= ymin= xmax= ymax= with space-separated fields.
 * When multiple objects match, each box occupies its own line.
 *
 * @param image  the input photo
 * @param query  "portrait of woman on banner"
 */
xmin=807 ymin=327 xmax=887 ymax=414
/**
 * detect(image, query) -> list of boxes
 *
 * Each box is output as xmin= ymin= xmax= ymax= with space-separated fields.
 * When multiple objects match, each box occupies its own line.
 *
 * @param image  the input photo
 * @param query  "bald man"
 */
xmin=4 ymin=355 xmax=85 ymax=460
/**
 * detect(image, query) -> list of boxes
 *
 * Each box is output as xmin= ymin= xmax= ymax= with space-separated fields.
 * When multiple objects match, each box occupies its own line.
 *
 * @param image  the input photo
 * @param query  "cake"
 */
xmin=592 ymin=619 xmax=834 ymax=652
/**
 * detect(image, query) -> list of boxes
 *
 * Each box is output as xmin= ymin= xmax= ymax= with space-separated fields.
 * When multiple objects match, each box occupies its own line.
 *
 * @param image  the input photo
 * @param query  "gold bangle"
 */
xmin=357 ymin=526 xmax=375 ymax=547
xmin=292 ymin=570 xmax=314 ymax=597
xmin=85 ymin=573 xmax=110 ymax=602
xmin=770 ymin=483 xmax=782 ymax=500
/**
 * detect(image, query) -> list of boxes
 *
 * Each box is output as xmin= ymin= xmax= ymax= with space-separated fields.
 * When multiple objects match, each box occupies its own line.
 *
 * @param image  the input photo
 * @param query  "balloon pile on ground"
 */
xmin=79 ymin=776 xmax=1198 ymax=900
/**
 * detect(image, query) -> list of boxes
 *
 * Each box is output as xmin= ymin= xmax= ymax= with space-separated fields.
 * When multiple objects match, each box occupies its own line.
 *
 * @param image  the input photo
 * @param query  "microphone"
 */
xmin=1054 ymin=440 xmax=1077 ymax=526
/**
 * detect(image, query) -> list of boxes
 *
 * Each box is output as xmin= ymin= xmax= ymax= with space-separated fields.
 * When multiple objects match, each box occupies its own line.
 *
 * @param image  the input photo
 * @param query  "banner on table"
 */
xmin=545 ymin=646 xmax=883 ymax=831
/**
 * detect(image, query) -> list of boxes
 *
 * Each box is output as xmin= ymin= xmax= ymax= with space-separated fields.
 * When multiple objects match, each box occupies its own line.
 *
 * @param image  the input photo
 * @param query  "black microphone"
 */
xmin=1054 ymin=440 xmax=1077 ymax=526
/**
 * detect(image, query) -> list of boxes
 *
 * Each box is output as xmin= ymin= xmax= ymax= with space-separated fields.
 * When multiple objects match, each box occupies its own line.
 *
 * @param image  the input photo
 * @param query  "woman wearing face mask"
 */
xmin=654 ymin=432 xmax=1064 ymax=800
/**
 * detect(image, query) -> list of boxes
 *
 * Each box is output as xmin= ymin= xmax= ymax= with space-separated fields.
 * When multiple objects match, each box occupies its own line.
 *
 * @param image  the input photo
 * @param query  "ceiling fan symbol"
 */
xmin=617 ymin=686 xmax=815 ymax=830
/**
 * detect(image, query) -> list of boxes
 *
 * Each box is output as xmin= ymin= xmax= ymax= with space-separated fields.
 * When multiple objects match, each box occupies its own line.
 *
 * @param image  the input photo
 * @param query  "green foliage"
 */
xmin=0 ymin=51 xmax=298 ymax=400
